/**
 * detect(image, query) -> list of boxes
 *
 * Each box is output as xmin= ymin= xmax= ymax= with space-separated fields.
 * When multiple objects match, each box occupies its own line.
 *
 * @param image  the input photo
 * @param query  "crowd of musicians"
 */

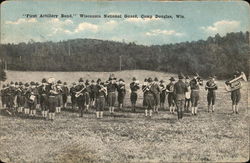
xmin=0 ymin=71 xmax=243 ymax=121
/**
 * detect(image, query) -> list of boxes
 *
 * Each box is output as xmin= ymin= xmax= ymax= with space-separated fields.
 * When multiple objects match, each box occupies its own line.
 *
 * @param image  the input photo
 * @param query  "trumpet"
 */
xmin=142 ymin=83 xmax=152 ymax=92
xmin=75 ymin=87 xmax=86 ymax=97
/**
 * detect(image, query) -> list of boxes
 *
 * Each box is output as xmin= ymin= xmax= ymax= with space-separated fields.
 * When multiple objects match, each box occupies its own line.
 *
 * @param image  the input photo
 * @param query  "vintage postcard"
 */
xmin=0 ymin=0 xmax=249 ymax=162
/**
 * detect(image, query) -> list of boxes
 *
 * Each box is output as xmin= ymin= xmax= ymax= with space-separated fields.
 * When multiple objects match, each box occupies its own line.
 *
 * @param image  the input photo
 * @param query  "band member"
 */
xmin=184 ymin=76 xmax=191 ymax=112
xmin=16 ymin=82 xmax=25 ymax=113
xmin=47 ymin=78 xmax=58 ymax=121
xmin=143 ymin=77 xmax=154 ymax=118
xmin=6 ymin=81 xmax=16 ymax=111
xmin=117 ymin=79 xmax=126 ymax=109
xmin=23 ymin=83 xmax=30 ymax=115
xmin=159 ymin=80 xmax=166 ymax=110
xmin=55 ymin=80 xmax=63 ymax=113
xmin=166 ymin=77 xmax=175 ymax=114
xmin=14 ymin=82 xmax=19 ymax=108
xmin=70 ymin=82 xmax=77 ymax=109
xmin=226 ymin=71 xmax=242 ymax=114
xmin=130 ymin=77 xmax=140 ymax=112
xmin=205 ymin=76 xmax=218 ymax=112
xmin=27 ymin=81 xmax=38 ymax=117
xmin=35 ymin=82 xmax=41 ymax=110
xmin=62 ymin=82 xmax=69 ymax=109
xmin=190 ymin=73 xmax=203 ymax=115
xmin=96 ymin=82 xmax=107 ymax=119
xmin=75 ymin=78 xmax=86 ymax=117
xmin=1 ymin=84 xmax=7 ymax=109
xmin=142 ymin=78 xmax=148 ymax=108
xmin=174 ymin=74 xmax=188 ymax=120
xmin=89 ymin=80 xmax=97 ymax=108
xmin=107 ymin=77 xmax=118 ymax=114
xmin=38 ymin=78 xmax=49 ymax=119
xmin=84 ymin=80 xmax=91 ymax=112
xmin=151 ymin=77 xmax=161 ymax=113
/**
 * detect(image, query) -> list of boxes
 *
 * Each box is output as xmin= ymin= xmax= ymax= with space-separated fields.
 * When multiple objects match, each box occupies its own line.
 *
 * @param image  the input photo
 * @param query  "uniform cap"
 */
xmin=169 ymin=77 xmax=175 ymax=81
xmin=91 ymin=80 xmax=95 ymax=83
xmin=10 ymin=81 xmax=14 ymax=85
xmin=144 ymin=78 xmax=148 ymax=82
xmin=185 ymin=76 xmax=190 ymax=79
xmin=30 ymin=81 xmax=36 ymax=85
xmin=119 ymin=78 xmax=124 ymax=82
xmin=72 ymin=82 xmax=76 ymax=85
xmin=19 ymin=82 xmax=23 ymax=85
xmin=57 ymin=80 xmax=62 ymax=84
xmin=147 ymin=77 xmax=153 ymax=82
xmin=97 ymin=78 xmax=101 ymax=83
xmin=42 ymin=78 xmax=47 ymax=83
xmin=154 ymin=77 xmax=158 ymax=82
xmin=79 ymin=78 xmax=84 ymax=82
xmin=132 ymin=77 xmax=136 ymax=81
xmin=2 ymin=84 xmax=6 ymax=88
xmin=15 ymin=82 xmax=19 ymax=85
xmin=25 ymin=83 xmax=29 ymax=87
xmin=160 ymin=80 xmax=164 ymax=83
xmin=64 ymin=82 xmax=67 ymax=85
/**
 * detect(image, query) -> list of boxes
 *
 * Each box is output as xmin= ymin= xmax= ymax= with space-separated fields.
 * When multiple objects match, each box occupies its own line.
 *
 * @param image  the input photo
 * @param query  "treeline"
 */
xmin=0 ymin=31 xmax=249 ymax=79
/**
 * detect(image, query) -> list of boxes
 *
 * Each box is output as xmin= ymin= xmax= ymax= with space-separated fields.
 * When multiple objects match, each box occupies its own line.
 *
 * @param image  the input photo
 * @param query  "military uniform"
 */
xmin=166 ymin=77 xmax=175 ymax=113
xmin=143 ymin=78 xmax=154 ymax=118
xmin=174 ymin=75 xmax=188 ymax=120
xmin=117 ymin=79 xmax=126 ymax=109
xmin=159 ymin=80 xmax=166 ymax=109
xmin=16 ymin=82 xmax=25 ymax=112
xmin=38 ymin=79 xmax=49 ymax=118
xmin=84 ymin=80 xmax=91 ymax=111
xmin=151 ymin=78 xmax=161 ymax=113
xmin=95 ymin=82 xmax=107 ymax=118
xmin=62 ymin=82 xmax=69 ymax=108
xmin=1 ymin=85 xmax=7 ymax=108
xmin=190 ymin=76 xmax=203 ymax=115
xmin=130 ymin=78 xmax=140 ymax=112
xmin=107 ymin=78 xmax=118 ymax=113
xmin=47 ymin=81 xmax=58 ymax=120
xmin=184 ymin=77 xmax=191 ymax=111
xmin=142 ymin=79 xmax=148 ymax=107
xmin=90 ymin=80 xmax=98 ymax=108
xmin=75 ymin=80 xmax=86 ymax=117
xmin=70 ymin=83 xmax=77 ymax=109
xmin=6 ymin=82 xmax=16 ymax=110
xmin=205 ymin=78 xmax=218 ymax=112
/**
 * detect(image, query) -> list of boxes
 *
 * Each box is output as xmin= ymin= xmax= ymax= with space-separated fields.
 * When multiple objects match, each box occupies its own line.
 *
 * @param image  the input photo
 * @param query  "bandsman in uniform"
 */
xmin=38 ymin=78 xmax=49 ymax=119
xmin=159 ymin=80 xmax=166 ymax=110
xmin=47 ymin=77 xmax=58 ymax=121
xmin=205 ymin=75 xmax=218 ymax=112
xmin=190 ymin=73 xmax=203 ymax=115
xmin=226 ymin=71 xmax=242 ymax=114
xmin=75 ymin=78 xmax=86 ymax=117
xmin=130 ymin=77 xmax=140 ymax=112
xmin=70 ymin=82 xmax=77 ymax=109
xmin=35 ymin=82 xmax=41 ymax=111
xmin=95 ymin=82 xmax=107 ymax=119
xmin=6 ymin=81 xmax=16 ymax=111
xmin=1 ymin=84 xmax=7 ymax=109
xmin=117 ymin=79 xmax=126 ymax=109
xmin=55 ymin=80 xmax=63 ymax=113
xmin=14 ymin=82 xmax=19 ymax=109
xmin=23 ymin=83 xmax=30 ymax=115
xmin=142 ymin=78 xmax=148 ymax=108
xmin=84 ymin=80 xmax=91 ymax=112
xmin=107 ymin=77 xmax=118 ymax=114
xmin=166 ymin=77 xmax=175 ymax=114
xmin=16 ymin=82 xmax=25 ymax=113
xmin=26 ymin=81 xmax=38 ymax=117
xmin=151 ymin=77 xmax=161 ymax=113
xmin=143 ymin=77 xmax=154 ymax=118
xmin=90 ymin=80 xmax=98 ymax=108
xmin=62 ymin=82 xmax=69 ymax=109
xmin=184 ymin=76 xmax=191 ymax=112
xmin=174 ymin=74 xmax=188 ymax=120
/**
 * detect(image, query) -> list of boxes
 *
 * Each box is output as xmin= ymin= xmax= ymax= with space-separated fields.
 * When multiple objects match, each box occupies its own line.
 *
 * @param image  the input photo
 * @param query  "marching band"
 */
xmin=0 ymin=71 xmax=247 ymax=121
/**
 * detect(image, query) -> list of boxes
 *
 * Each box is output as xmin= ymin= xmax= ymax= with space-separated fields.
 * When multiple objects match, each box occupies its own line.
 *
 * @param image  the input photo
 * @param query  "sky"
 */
xmin=1 ymin=0 xmax=249 ymax=45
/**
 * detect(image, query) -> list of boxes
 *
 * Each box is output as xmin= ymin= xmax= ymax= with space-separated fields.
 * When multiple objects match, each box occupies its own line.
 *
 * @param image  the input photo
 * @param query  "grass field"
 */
xmin=0 ymin=70 xmax=249 ymax=163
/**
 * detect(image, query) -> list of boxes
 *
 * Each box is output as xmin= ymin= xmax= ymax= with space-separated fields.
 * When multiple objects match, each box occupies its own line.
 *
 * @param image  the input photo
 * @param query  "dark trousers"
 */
xmin=176 ymin=99 xmax=184 ymax=119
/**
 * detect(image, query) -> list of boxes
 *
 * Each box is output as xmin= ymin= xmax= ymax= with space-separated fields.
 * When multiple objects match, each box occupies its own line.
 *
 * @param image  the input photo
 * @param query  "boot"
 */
xmin=149 ymin=110 xmax=152 ymax=118
xmin=86 ymin=105 xmax=89 ymax=112
xmin=194 ymin=107 xmax=198 ymax=115
xmin=212 ymin=105 xmax=215 ymax=112
xmin=51 ymin=113 xmax=55 ymax=121
xmin=96 ymin=112 xmax=100 ymax=118
xmin=109 ymin=107 xmax=112 ymax=114
xmin=172 ymin=107 xmax=175 ymax=113
xmin=232 ymin=105 xmax=235 ymax=113
xmin=145 ymin=109 xmax=148 ymax=117
xmin=33 ymin=110 xmax=36 ymax=116
xmin=44 ymin=111 xmax=48 ymax=119
xmin=41 ymin=111 xmax=44 ymax=117
xmin=58 ymin=107 xmax=61 ymax=113
xmin=235 ymin=105 xmax=239 ymax=114
xmin=191 ymin=107 xmax=194 ymax=115
xmin=169 ymin=107 xmax=172 ymax=114
xmin=112 ymin=107 xmax=115 ymax=113
xmin=100 ymin=111 xmax=103 ymax=118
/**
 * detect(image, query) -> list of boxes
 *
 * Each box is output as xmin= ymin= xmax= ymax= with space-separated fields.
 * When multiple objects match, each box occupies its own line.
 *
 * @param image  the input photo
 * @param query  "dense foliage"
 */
xmin=0 ymin=31 xmax=249 ymax=79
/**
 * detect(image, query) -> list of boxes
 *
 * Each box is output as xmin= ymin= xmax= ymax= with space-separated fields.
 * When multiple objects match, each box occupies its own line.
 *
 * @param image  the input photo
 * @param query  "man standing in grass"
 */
xmin=205 ymin=76 xmax=218 ymax=112
xmin=174 ymin=74 xmax=188 ymax=120
xmin=130 ymin=77 xmax=140 ymax=112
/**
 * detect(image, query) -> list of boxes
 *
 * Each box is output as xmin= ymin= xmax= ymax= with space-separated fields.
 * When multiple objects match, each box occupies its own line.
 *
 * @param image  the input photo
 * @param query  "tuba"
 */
xmin=225 ymin=72 xmax=247 ymax=92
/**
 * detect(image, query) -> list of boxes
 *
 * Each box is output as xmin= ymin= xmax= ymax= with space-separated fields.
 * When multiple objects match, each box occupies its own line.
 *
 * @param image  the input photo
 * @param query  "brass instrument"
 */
xmin=166 ymin=84 xmax=174 ymax=93
xmin=142 ymin=83 xmax=152 ymax=92
xmin=225 ymin=72 xmax=247 ymax=92
xmin=75 ymin=87 xmax=86 ymax=97
xmin=99 ymin=85 xmax=107 ymax=95
xmin=205 ymin=81 xmax=217 ymax=90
